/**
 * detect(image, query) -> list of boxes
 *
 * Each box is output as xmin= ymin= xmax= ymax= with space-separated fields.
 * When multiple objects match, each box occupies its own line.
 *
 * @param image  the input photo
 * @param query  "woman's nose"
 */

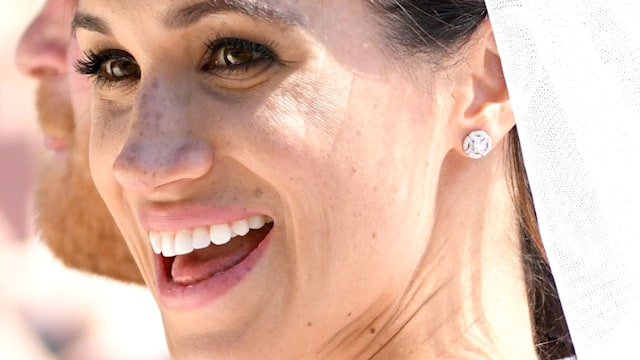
xmin=15 ymin=0 xmax=75 ymax=77
xmin=114 ymin=135 xmax=215 ymax=195
xmin=113 ymin=82 xmax=214 ymax=195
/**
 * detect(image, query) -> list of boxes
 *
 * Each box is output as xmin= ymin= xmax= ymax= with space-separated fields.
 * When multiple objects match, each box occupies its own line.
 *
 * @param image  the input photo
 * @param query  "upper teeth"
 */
xmin=149 ymin=215 xmax=272 ymax=257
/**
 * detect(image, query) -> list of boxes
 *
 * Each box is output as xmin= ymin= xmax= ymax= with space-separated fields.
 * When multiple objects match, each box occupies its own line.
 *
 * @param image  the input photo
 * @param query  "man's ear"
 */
xmin=446 ymin=19 xmax=514 ymax=158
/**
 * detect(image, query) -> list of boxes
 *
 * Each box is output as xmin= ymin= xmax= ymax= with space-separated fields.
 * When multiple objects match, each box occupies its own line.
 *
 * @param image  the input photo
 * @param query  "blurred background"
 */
xmin=0 ymin=2 xmax=169 ymax=359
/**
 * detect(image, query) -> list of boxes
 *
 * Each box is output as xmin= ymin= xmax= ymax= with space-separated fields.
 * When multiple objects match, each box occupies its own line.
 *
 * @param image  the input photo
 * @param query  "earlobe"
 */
xmin=450 ymin=20 xmax=515 ymax=159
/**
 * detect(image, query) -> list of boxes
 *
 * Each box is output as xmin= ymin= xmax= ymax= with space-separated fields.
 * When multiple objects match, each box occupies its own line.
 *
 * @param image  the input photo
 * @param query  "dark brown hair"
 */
xmin=367 ymin=1 xmax=575 ymax=358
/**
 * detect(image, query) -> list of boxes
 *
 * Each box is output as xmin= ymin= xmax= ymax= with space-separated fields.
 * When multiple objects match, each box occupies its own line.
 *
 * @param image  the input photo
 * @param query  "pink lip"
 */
xmin=155 ymin=230 xmax=273 ymax=310
xmin=139 ymin=204 xmax=271 ymax=232
xmin=43 ymin=136 xmax=69 ymax=152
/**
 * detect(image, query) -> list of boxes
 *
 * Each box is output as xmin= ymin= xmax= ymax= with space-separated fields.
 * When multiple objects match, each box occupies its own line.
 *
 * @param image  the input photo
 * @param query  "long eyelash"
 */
xmin=74 ymin=50 xmax=137 ymax=89
xmin=206 ymin=37 xmax=276 ymax=59
xmin=204 ymin=36 xmax=278 ymax=73
xmin=74 ymin=50 xmax=102 ymax=76
xmin=74 ymin=51 xmax=113 ymax=89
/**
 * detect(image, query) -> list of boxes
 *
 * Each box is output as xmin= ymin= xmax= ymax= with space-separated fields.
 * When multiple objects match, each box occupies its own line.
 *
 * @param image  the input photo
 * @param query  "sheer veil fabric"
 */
xmin=485 ymin=0 xmax=640 ymax=358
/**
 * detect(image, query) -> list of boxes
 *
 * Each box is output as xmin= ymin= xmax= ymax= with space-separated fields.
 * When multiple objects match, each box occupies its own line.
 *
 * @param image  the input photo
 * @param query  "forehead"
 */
xmin=74 ymin=0 xmax=315 ymax=28
xmin=73 ymin=0 xmax=389 ymax=75
xmin=72 ymin=0 xmax=382 ymax=56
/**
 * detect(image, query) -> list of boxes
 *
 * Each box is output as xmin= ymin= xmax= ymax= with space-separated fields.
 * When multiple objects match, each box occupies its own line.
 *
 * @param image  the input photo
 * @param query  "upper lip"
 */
xmin=139 ymin=202 xmax=272 ymax=233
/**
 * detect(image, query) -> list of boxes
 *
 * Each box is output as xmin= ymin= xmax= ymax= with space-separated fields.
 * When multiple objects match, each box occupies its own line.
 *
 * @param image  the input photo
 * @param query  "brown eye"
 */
xmin=214 ymin=47 xmax=255 ymax=66
xmin=75 ymin=49 xmax=140 ymax=88
xmin=102 ymin=58 xmax=140 ymax=80
xmin=204 ymin=38 xmax=276 ymax=72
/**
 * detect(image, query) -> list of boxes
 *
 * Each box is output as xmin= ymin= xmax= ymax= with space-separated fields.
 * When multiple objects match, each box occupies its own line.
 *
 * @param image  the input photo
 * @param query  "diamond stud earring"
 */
xmin=463 ymin=130 xmax=492 ymax=159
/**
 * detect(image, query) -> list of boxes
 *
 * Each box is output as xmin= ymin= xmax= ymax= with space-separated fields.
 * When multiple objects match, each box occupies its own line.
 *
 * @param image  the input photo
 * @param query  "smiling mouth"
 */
xmin=150 ymin=215 xmax=274 ymax=286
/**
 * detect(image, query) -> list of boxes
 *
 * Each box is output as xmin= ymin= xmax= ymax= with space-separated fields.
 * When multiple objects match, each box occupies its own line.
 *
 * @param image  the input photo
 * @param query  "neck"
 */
xmin=370 ymin=149 xmax=538 ymax=359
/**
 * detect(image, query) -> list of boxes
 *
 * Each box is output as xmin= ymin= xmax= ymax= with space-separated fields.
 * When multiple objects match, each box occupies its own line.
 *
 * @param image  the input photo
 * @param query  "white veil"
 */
xmin=485 ymin=1 xmax=640 ymax=358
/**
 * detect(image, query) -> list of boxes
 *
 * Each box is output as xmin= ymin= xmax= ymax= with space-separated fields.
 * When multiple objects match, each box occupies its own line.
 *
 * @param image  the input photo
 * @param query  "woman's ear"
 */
xmin=446 ymin=19 xmax=514 ymax=158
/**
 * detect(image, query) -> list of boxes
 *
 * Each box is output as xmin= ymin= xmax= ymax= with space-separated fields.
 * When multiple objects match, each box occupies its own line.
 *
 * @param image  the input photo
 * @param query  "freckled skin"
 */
xmin=253 ymin=188 xmax=264 ymax=198
xmin=78 ymin=0 xmax=535 ymax=359
xmin=84 ymin=1 xmax=440 ymax=352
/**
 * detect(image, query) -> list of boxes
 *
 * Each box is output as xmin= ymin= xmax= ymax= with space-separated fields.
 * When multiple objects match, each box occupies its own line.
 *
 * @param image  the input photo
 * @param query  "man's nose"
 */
xmin=15 ymin=0 xmax=75 ymax=77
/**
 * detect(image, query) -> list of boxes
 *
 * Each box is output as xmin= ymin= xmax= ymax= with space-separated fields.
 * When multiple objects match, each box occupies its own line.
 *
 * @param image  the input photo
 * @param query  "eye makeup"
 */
xmin=74 ymin=35 xmax=282 ymax=91
xmin=75 ymin=49 xmax=140 ymax=89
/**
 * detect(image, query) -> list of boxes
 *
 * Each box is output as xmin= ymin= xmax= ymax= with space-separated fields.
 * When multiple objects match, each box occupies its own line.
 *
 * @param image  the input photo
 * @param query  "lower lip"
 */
xmin=155 ymin=230 xmax=273 ymax=311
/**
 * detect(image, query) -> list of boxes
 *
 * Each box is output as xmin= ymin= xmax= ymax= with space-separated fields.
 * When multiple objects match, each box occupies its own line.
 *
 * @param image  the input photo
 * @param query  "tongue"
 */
xmin=171 ymin=225 xmax=271 ymax=285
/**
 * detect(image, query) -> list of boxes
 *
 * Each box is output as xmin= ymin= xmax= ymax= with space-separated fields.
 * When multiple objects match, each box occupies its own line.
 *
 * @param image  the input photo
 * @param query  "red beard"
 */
xmin=34 ymin=79 xmax=143 ymax=284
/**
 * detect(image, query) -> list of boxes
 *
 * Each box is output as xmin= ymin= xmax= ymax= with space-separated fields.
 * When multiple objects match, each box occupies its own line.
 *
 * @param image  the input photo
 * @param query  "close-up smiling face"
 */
xmin=73 ymin=0 xmax=528 ymax=359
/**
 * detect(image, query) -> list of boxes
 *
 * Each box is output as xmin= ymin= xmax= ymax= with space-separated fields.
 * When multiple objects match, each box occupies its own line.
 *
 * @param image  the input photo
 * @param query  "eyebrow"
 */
xmin=71 ymin=12 xmax=111 ymax=35
xmin=72 ymin=0 xmax=304 ymax=35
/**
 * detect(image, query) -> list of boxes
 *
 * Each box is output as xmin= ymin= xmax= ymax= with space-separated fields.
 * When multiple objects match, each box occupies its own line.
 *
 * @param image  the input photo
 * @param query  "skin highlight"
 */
xmin=74 ymin=0 xmax=537 ymax=358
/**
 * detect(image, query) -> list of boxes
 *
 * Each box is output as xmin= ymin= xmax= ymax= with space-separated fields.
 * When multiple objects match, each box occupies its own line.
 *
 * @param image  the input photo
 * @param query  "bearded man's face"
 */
xmin=16 ymin=0 xmax=141 ymax=283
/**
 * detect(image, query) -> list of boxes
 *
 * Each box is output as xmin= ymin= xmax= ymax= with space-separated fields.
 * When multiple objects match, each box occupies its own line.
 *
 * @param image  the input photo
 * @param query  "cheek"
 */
xmin=257 ymin=62 xmax=442 ymax=212
xmin=258 ymin=68 xmax=351 ymax=161
xmin=89 ymin=101 xmax=130 ymax=209
xmin=88 ymin=102 xmax=153 ymax=269
xmin=251 ymin=59 xmax=444 ymax=276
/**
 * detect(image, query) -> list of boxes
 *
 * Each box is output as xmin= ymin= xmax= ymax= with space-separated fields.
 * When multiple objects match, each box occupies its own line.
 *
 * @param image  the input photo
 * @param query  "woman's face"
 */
xmin=75 ymin=0 xmax=456 ymax=358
